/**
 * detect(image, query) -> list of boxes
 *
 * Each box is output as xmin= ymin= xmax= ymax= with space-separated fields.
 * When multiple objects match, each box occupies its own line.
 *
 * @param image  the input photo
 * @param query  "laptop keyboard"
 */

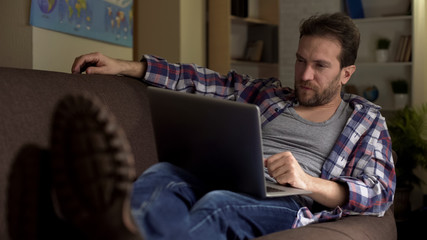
xmin=266 ymin=186 xmax=286 ymax=193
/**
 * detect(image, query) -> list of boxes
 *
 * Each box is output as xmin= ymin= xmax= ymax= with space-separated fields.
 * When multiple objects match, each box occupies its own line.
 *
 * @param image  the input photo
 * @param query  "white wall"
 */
xmin=0 ymin=1 xmax=33 ymax=69
xmin=32 ymin=27 xmax=132 ymax=73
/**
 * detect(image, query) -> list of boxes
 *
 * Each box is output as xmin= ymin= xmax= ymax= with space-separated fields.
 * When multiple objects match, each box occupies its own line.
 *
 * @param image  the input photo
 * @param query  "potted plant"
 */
xmin=391 ymin=79 xmax=409 ymax=110
xmin=387 ymin=104 xmax=427 ymax=220
xmin=376 ymin=38 xmax=391 ymax=62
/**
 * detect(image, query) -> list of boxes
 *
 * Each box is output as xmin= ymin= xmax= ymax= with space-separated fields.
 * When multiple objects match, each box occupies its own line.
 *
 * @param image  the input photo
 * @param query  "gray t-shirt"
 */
xmin=262 ymin=100 xmax=353 ymax=177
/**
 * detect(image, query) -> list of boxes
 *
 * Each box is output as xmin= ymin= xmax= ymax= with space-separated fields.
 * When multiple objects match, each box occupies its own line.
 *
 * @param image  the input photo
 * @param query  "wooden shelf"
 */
xmin=208 ymin=0 xmax=279 ymax=77
xmin=356 ymin=61 xmax=412 ymax=67
xmin=347 ymin=1 xmax=414 ymax=111
xmin=231 ymin=59 xmax=278 ymax=67
xmin=230 ymin=16 xmax=277 ymax=25
xmin=353 ymin=15 xmax=412 ymax=24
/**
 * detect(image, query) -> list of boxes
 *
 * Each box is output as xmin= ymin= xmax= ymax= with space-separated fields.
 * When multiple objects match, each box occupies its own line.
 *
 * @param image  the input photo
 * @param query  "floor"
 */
xmin=396 ymin=208 xmax=427 ymax=239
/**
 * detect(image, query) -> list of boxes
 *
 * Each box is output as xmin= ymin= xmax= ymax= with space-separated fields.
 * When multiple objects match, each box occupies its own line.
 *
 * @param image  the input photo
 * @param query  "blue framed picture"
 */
xmin=30 ymin=0 xmax=133 ymax=47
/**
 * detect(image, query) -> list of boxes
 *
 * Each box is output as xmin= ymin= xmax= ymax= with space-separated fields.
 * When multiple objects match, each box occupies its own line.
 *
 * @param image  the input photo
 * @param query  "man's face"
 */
xmin=294 ymin=35 xmax=346 ymax=107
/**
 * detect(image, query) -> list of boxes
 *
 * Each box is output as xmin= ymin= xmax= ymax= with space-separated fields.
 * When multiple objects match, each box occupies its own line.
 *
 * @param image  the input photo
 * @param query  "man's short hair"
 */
xmin=299 ymin=12 xmax=360 ymax=68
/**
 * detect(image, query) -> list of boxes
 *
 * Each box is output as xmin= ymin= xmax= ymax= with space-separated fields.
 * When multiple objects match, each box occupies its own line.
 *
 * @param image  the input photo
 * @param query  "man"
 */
xmin=9 ymin=13 xmax=395 ymax=240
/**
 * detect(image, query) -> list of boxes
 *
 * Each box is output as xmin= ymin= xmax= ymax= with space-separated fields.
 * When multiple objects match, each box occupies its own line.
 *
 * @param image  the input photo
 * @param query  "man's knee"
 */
xmin=202 ymin=190 xmax=235 ymax=200
xmin=193 ymin=190 xmax=249 ymax=211
xmin=142 ymin=162 xmax=177 ymax=176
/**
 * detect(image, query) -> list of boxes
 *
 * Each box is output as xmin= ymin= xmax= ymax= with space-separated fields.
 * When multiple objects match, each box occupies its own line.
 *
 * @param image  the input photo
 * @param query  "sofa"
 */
xmin=0 ymin=67 xmax=397 ymax=239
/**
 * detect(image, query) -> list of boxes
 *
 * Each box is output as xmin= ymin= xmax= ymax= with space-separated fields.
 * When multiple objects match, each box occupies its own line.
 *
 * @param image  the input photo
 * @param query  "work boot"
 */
xmin=50 ymin=93 xmax=143 ymax=239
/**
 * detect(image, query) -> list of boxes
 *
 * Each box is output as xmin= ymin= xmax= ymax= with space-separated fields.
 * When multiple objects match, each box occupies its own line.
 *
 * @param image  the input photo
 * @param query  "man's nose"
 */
xmin=301 ymin=65 xmax=314 ymax=81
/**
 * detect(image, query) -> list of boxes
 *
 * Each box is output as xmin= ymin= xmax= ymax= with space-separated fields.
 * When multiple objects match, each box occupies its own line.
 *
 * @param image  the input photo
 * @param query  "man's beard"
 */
xmin=294 ymin=75 xmax=341 ymax=107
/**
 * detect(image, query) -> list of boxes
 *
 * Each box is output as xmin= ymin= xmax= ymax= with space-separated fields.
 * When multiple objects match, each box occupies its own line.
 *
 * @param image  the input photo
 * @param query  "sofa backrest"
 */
xmin=0 ymin=67 xmax=158 ymax=239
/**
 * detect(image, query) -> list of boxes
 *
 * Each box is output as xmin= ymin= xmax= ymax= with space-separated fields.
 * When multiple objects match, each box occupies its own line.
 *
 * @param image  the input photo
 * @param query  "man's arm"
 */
xmin=337 ymin=125 xmax=396 ymax=214
xmin=265 ymin=152 xmax=349 ymax=208
xmin=72 ymin=52 xmax=293 ymax=126
xmin=71 ymin=53 xmax=242 ymax=98
xmin=321 ymin=105 xmax=396 ymax=215
xmin=72 ymin=52 xmax=146 ymax=78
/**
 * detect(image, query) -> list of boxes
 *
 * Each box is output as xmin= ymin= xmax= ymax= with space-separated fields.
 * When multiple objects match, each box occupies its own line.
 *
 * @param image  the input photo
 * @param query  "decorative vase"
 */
xmin=394 ymin=93 xmax=409 ymax=110
xmin=363 ymin=86 xmax=379 ymax=102
xmin=376 ymin=49 xmax=389 ymax=62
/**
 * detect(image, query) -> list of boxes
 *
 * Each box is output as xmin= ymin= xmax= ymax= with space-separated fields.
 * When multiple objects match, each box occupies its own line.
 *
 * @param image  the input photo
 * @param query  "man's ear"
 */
xmin=341 ymin=65 xmax=356 ymax=85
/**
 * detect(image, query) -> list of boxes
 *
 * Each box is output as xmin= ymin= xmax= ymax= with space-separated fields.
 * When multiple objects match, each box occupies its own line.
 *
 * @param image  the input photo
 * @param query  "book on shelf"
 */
xmin=394 ymin=35 xmax=412 ymax=62
xmin=245 ymin=40 xmax=264 ymax=62
xmin=231 ymin=0 xmax=248 ymax=18
xmin=247 ymin=24 xmax=278 ymax=63
xmin=343 ymin=0 xmax=365 ymax=19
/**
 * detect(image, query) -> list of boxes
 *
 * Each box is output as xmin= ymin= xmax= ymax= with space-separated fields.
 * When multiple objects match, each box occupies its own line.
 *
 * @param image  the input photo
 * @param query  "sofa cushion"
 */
xmin=256 ymin=209 xmax=396 ymax=239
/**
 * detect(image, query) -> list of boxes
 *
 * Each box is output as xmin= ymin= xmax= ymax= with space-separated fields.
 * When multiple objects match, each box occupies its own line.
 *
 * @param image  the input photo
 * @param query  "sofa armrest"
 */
xmin=255 ymin=208 xmax=396 ymax=240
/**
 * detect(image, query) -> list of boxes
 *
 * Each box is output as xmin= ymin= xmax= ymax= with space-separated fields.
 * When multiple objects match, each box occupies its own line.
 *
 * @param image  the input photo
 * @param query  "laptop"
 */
xmin=147 ymin=87 xmax=311 ymax=198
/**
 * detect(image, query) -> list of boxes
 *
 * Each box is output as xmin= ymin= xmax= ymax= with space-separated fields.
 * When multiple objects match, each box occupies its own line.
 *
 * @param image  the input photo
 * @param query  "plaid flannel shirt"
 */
xmin=141 ymin=55 xmax=396 ymax=228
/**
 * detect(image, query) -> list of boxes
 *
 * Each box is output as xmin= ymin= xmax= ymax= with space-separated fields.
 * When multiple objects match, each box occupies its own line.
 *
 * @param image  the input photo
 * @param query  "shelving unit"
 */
xmin=356 ymin=62 xmax=412 ymax=67
xmin=208 ymin=0 xmax=279 ymax=78
xmin=353 ymin=15 xmax=412 ymax=23
xmin=348 ymin=0 xmax=413 ymax=111
xmin=230 ymin=15 xmax=270 ymax=25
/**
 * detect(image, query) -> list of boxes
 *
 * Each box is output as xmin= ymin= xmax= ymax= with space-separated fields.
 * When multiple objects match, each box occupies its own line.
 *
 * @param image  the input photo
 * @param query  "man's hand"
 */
xmin=265 ymin=151 xmax=349 ymax=208
xmin=71 ymin=52 xmax=146 ymax=78
xmin=264 ymin=151 xmax=312 ymax=190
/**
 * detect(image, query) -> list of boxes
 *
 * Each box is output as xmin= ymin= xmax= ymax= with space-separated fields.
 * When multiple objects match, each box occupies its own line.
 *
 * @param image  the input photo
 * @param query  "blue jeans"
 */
xmin=130 ymin=162 xmax=301 ymax=240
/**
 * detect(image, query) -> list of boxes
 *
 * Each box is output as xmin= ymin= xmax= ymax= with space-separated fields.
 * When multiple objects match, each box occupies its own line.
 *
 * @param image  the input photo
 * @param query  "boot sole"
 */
xmin=50 ymin=93 xmax=138 ymax=238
